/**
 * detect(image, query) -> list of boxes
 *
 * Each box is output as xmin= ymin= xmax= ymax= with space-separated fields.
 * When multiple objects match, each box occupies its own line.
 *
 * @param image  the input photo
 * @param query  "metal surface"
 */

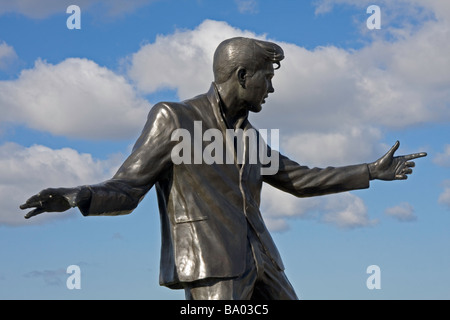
xmin=20 ymin=37 xmax=426 ymax=300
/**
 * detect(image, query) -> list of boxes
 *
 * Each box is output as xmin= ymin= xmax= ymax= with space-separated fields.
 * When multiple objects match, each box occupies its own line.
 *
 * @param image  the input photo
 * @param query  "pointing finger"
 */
xmin=19 ymin=203 xmax=30 ymax=210
xmin=20 ymin=189 xmax=56 ymax=210
xmin=403 ymin=152 xmax=427 ymax=161
xmin=20 ymin=194 xmax=43 ymax=210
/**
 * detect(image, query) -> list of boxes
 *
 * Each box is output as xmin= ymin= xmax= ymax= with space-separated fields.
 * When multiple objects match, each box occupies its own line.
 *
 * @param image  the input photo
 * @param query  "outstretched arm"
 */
xmin=263 ymin=141 xmax=426 ymax=198
xmin=20 ymin=102 xmax=179 ymax=219
xmin=368 ymin=141 xmax=427 ymax=181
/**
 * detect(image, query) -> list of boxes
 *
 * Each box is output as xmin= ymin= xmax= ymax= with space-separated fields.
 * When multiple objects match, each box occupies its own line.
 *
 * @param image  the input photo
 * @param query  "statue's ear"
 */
xmin=237 ymin=68 xmax=247 ymax=89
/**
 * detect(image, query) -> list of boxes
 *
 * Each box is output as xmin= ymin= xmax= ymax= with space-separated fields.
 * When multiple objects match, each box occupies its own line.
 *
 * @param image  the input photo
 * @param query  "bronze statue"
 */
xmin=20 ymin=37 xmax=426 ymax=300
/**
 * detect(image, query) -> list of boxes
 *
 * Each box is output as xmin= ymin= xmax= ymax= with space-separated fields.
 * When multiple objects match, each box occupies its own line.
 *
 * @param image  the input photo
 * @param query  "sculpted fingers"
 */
xmin=20 ymin=193 xmax=44 ymax=210
xmin=402 ymin=168 xmax=413 ymax=175
xmin=395 ymin=164 xmax=409 ymax=179
xmin=20 ymin=192 xmax=46 ymax=219
xmin=24 ymin=207 xmax=46 ymax=219
xmin=404 ymin=152 xmax=427 ymax=161
xmin=402 ymin=161 xmax=415 ymax=175
xmin=369 ymin=142 xmax=426 ymax=181
xmin=20 ymin=188 xmax=64 ymax=219
xmin=405 ymin=161 xmax=415 ymax=168
xmin=388 ymin=141 xmax=400 ymax=157
xmin=395 ymin=159 xmax=416 ymax=180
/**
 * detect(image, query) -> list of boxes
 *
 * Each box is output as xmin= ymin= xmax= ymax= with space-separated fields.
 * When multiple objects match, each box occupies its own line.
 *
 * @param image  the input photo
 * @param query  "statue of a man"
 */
xmin=20 ymin=37 xmax=426 ymax=300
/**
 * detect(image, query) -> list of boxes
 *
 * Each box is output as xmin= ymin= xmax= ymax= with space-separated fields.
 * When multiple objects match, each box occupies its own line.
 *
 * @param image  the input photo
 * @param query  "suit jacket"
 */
xmin=78 ymin=83 xmax=371 ymax=288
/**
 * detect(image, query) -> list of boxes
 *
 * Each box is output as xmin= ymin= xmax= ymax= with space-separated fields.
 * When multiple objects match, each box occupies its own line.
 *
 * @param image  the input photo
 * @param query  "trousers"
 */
xmin=182 ymin=225 xmax=299 ymax=300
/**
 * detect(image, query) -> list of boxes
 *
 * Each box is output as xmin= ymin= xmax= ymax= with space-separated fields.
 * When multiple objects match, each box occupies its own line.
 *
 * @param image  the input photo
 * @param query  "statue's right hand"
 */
xmin=20 ymin=188 xmax=74 ymax=219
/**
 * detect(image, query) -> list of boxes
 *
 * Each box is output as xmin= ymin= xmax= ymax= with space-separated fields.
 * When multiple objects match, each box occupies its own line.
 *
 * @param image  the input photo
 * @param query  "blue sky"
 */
xmin=0 ymin=0 xmax=449 ymax=300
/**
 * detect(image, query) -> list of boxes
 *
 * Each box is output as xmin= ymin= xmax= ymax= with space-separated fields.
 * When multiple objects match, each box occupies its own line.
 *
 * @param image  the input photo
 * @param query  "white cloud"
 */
xmin=357 ymin=21 xmax=450 ymax=127
xmin=385 ymin=202 xmax=417 ymax=222
xmin=313 ymin=0 xmax=354 ymax=15
xmin=254 ymin=44 xmax=365 ymax=133
xmin=0 ymin=0 xmax=155 ymax=19
xmin=261 ymin=184 xmax=376 ymax=230
xmin=313 ymin=0 xmax=450 ymax=20
xmin=23 ymin=268 xmax=67 ymax=286
xmin=438 ymin=180 xmax=450 ymax=209
xmin=0 ymin=41 xmax=18 ymax=71
xmin=434 ymin=145 xmax=450 ymax=168
xmin=435 ymin=147 xmax=450 ymax=210
xmin=306 ymin=1 xmax=450 ymax=132
xmin=5 ymin=6 xmax=447 ymax=229
xmin=256 ymin=22 xmax=450 ymax=132
xmin=261 ymin=184 xmax=320 ymax=219
xmin=6 ymin=15 xmax=442 ymax=152
xmin=123 ymin=16 xmax=450 ymax=230
xmin=235 ymin=0 xmax=258 ymax=14
xmin=262 ymin=217 xmax=290 ymax=232
xmin=279 ymin=126 xmax=384 ymax=167
xmin=434 ymin=148 xmax=450 ymax=210
xmin=126 ymin=19 xmax=263 ymax=100
xmin=126 ymin=18 xmax=448 ymax=167
xmin=0 ymin=58 xmax=150 ymax=139
xmin=321 ymin=193 xmax=376 ymax=228
xmin=0 ymin=142 xmax=123 ymax=226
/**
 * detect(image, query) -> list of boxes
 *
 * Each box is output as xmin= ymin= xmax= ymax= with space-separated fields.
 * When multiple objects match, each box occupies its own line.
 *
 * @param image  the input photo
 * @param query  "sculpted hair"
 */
xmin=213 ymin=37 xmax=285 ymax=84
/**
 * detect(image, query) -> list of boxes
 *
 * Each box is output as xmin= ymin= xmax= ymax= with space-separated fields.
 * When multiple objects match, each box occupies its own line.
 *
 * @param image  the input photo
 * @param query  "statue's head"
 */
xmin=213 ymin=37 xmax=284 ymax=112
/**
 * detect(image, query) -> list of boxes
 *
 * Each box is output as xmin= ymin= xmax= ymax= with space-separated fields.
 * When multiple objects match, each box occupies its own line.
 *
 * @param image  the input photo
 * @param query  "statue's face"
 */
xmin=242 ymin=62 xmax=275 ymax=113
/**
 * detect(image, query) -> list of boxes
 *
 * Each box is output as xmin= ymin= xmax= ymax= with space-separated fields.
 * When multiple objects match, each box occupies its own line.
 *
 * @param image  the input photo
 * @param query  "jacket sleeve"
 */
xmin=78 ymin=103 xmax=179 ymax=216
xmin=263 ymin=149 xmax=370 ymax=198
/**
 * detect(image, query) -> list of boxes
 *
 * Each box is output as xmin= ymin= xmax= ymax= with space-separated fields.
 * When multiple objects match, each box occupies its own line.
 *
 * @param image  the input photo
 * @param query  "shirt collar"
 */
xmin=207 ymin=82 xmax=249 ymax=131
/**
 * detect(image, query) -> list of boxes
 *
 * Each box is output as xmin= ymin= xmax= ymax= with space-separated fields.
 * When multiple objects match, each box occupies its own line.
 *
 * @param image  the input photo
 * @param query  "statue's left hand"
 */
xmin=20 ymin=188 xmax=75 ymax=219
xmin=368 ymin=141 xmax=427 ymax=181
